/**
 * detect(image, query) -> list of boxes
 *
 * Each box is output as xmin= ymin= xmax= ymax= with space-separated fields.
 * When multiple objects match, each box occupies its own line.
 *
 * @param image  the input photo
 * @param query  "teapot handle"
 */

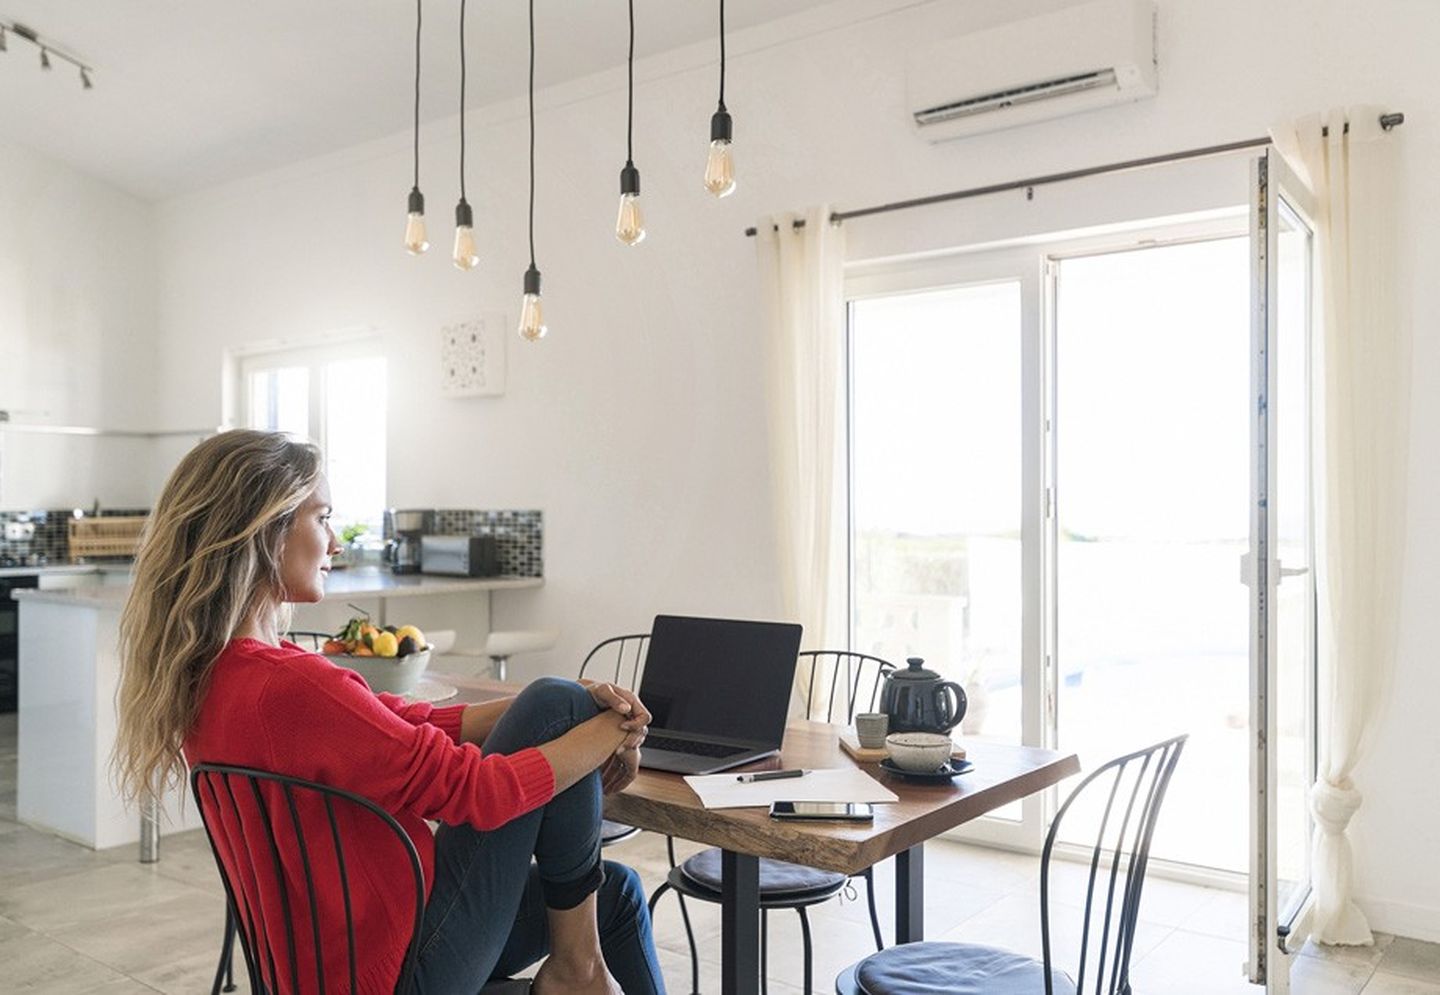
xmin=937 ymin=681 xmax=968 ymax=733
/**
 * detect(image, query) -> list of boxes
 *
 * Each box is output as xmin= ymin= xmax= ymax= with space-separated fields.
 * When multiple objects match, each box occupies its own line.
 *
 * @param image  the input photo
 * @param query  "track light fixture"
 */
xmin=403 ymin=0 xmax=429 ymax=255
xmin=0 ymin=22 xmax=92 ymax=89
xmin=704 ymin=0 xmax=735 ymax=197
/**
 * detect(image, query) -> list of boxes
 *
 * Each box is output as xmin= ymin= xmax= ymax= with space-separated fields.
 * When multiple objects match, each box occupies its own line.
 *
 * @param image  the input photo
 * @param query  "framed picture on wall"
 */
xmin=440 ymin=314 xmax=506 ymax=397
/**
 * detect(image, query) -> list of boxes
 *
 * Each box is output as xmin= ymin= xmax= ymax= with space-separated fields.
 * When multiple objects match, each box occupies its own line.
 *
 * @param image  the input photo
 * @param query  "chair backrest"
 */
xmin=795 ymin=650 xmax=896 ymax=723
xmin=578 ymin=633 xmax=651 ymax=689
xmin=284 ymin=630 xmax=333 ymax=651
xmin=191 ymin=763 xmax=426 ymax=995
xmin=1038 ymin=734 xmax=1188 ymax=995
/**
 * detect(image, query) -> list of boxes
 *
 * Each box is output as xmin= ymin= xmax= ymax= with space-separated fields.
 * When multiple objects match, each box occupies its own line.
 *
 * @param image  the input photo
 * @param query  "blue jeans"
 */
xmin=413 ymin=677 xmax=666 ymax=994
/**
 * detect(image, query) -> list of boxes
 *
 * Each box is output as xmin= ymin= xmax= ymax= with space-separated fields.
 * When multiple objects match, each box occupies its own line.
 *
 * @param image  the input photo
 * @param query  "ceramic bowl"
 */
xmin=326 ymin=648 xmax=431 ymax=695
xmin=884 ymin=732 xmax=954 ymax=772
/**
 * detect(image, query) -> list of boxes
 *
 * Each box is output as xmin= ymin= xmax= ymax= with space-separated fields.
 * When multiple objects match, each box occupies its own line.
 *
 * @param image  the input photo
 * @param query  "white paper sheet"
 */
xmin=683 ymin=767 xmax=899 ymax=809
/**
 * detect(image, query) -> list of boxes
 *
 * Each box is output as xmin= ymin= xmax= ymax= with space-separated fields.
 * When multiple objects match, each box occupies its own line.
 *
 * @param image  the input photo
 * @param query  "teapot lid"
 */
xmin=892 ymin=656 xmax=942 ymax=682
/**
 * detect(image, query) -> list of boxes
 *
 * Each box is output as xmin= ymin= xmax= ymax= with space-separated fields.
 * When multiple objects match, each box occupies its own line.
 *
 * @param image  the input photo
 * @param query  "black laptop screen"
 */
xmin=638 ymin=615 xmax=802 ymax=748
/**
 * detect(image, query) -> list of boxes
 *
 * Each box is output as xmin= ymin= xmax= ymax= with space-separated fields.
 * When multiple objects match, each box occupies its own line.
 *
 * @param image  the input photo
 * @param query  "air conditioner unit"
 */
xmin=908 ymin=0 xmax=1157 ymax=143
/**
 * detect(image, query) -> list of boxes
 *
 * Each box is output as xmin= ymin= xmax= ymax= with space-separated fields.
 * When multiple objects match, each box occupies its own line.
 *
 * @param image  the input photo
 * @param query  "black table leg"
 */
xmin=721 ymin=850 xmax=761 ymax=994
xmin=895 ymin=844 xmax=925 ymax=943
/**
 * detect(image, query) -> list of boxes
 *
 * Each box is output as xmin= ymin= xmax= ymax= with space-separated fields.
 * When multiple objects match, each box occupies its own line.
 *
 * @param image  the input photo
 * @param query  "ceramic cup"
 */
xmin=885 ymin=732 xmax=954 ymax=772
xmin=855 ymin=712 xmax=890 ymax=749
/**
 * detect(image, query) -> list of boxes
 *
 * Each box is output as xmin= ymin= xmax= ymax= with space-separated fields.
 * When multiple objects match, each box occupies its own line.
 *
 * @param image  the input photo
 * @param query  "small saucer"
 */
xmin=879 ymin=757 xmax=974 ymax=781
xmin=402 ymin=679 xmax=458 ymax=704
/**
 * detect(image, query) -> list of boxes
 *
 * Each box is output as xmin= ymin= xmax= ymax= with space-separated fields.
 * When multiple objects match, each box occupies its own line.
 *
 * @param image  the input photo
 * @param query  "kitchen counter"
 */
xmin=10 ymin=565 xmax=541 ymax=608
xmin=13 ymin=564 xmax=543 ymax=850
xmin=0 ymin=564 xmax=132 ymax=579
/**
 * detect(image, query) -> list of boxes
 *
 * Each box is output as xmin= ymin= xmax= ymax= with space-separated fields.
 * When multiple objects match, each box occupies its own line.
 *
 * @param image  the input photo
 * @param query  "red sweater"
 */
xmin=184 ymin=638 xmax=555 ymax=994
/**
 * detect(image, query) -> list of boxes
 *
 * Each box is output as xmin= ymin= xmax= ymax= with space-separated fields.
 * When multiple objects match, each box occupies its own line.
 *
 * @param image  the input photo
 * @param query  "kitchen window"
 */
xmin=236 ymin=338 xmax=387 ymax=537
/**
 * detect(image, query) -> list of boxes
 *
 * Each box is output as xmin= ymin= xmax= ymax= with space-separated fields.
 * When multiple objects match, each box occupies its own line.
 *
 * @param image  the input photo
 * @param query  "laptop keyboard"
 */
xmin=644 ymin=734 xmax=747 ymax=758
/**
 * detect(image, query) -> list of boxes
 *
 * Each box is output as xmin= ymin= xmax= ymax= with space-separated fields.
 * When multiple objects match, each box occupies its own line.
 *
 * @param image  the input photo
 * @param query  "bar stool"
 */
xmin=483 ymin=629 xmax=559 ymax=681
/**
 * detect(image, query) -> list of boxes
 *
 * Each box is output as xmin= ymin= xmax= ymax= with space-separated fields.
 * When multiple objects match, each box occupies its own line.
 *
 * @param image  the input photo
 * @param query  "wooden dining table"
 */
xmin=439 ymin=674 xmax=1080 ymax=995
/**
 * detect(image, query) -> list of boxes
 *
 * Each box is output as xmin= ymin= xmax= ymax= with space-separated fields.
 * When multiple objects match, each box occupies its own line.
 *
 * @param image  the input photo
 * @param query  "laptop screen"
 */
xmin=638 ymin=615 xmax=802 ymax=748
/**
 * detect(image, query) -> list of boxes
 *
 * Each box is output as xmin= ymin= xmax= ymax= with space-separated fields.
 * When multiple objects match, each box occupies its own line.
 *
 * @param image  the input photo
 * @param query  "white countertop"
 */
xmin=10 ymin=566 xmax=541 ymax=608
xmin=0 ymin=564 xmax=132 ymax=579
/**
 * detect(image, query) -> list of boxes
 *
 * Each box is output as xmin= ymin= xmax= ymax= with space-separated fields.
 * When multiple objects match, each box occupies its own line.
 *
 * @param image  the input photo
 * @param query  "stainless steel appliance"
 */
xmin=383 ymin=509 xmax=434 ymax=575
xmin=420 ymin=534 xmax=499 ymax=577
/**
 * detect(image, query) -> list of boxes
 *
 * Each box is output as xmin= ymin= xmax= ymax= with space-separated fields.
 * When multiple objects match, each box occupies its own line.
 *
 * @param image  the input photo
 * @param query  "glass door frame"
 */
xmin=1248 ymin=147 xmax=1319 ymax=992
xmin=845 ymin=248 xmax=1048 ymax=850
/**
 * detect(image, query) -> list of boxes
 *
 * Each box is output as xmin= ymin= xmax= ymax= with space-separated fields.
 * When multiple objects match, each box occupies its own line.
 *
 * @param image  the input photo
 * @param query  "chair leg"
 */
xmin=760 ymin=909 xmax=769 ymax=995
xmin=212 ymin=905 xmax=238 ymax=995
xmin=862 ymin=866 xmax=884 ymax=951
xmin=797 ymin=906 xmax=814 ymax=995
xmin=646 ymin=880 xmax=700 ymax=995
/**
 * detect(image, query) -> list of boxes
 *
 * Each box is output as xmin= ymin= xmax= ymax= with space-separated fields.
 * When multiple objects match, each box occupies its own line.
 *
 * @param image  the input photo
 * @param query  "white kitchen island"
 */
xmin=12 ymin=567 xmax=541 ymax=851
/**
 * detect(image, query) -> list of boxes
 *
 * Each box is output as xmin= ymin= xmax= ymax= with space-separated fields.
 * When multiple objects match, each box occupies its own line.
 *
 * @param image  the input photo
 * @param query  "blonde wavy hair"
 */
xmin=113 ymin=429 xmax=323 ymax=806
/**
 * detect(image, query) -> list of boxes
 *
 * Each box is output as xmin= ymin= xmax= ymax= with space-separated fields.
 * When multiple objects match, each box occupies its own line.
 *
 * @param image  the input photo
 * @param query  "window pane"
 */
xmin=324 ymin=356 xmax=387 ymax=534
xmin=1055 ymin=238 xmax=1249 ymax=871
xmin=850 ymin=283 xmax=1024 ymax=808
xmin=247 ymin=367 xmax=309 ymax=437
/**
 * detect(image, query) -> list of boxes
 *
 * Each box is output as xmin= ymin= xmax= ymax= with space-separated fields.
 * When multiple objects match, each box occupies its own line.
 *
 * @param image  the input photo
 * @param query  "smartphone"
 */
xmin=769 ymin=801 xmax=874 ymax=822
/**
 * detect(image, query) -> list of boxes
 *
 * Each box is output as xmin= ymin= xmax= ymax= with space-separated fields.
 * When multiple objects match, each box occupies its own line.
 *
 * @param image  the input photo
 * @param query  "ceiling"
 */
xmin=0 ymin=0 xmax=846 ymax=201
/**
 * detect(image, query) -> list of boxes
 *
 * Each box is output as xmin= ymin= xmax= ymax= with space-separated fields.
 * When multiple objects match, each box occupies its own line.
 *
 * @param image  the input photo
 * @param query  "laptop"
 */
xmin=636 ymin=614 xmax=802 ymax=775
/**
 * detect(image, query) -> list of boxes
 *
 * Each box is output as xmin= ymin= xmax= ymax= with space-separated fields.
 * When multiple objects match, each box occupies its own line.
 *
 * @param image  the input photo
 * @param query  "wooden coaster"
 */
xmin=839 ymin=732 xmax=968 ymax=763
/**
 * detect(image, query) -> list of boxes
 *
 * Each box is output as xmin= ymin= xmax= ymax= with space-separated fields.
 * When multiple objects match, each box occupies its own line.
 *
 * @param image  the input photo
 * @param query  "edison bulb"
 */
xmin=452 ymin=200 xmax=479 ymax=270
xmin=704 ymin=140 xmax=735 ymax=198
xmin=518 ymin=293 xmax=546 ymax=341
xmin=404 ymin=213 xmax=429 ymax=255
xmin=615 ymin=193 xmax=645 ymax=245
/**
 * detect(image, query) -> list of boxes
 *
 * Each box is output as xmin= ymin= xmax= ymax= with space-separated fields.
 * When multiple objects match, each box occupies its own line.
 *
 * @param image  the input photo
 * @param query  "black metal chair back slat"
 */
xmin=797 ymin=650 xmax=895 ymax=724
xmin=1039 ymin=734 xmax=1187 ymax=995
xmin=578 ymin=633 xmax=651 ymax=688
xmin=192 ymin=763 xmax=428 ymax=995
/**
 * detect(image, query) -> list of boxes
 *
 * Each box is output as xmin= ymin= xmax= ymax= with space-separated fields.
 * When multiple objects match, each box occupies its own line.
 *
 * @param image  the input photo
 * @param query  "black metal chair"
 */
xmin=283 ymin=630 xmax=334 ymax=651
xmin=650 ymin=650 xmax=896 ymax=995
xmin=578 ymin=634 xmax=653 ymax=849
xmin=195 ymin=763 xmax=526 ymax=995
xmin=834 ymin=733 xmax=1189 ymax=995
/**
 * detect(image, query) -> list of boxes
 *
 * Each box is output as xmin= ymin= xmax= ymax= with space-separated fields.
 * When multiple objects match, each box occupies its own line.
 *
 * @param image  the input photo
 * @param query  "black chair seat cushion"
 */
xmin=679 ymin=847 xmax=848 ymax=902
xmin=600 ymin=819 xmax=640 ymax=845
xmin=840 ymin=942 xmax=1076 ymax=995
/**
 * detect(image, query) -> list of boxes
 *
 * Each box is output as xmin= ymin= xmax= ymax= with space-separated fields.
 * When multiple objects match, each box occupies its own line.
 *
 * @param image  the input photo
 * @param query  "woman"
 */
xmin=112 ymin=429 xmax=665 ymax=994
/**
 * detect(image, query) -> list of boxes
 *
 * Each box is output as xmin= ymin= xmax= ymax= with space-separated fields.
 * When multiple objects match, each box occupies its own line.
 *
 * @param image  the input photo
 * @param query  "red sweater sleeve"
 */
xmin=258 ymin=661 xmax=553 ymax=830
xmin=374 ymin=693 xmax=469 ymax=743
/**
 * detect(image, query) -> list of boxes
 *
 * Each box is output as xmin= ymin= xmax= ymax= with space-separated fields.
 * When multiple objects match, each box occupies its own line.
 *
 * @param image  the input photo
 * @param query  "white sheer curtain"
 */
xmin=1271 ymin=107 xmax=1409 ymax=946
xmin=755 ymin=207 xmax=847 ymax=710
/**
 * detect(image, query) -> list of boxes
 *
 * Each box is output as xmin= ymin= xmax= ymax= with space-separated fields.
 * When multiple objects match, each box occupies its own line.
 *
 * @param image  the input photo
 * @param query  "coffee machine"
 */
xmin=383 ymin=509 xmax=434 ymax=574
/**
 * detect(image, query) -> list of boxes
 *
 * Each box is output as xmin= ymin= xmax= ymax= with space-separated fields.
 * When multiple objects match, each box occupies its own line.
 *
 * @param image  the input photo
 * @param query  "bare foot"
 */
xmin=531 ymin=956 xmax=622 ymax=995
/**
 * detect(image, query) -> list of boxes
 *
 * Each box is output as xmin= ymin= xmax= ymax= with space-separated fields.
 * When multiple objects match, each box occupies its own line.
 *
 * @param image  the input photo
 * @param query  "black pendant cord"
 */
xmin=717 ymin=0 xmax=726 ymax=112
xmin=528 ymin=0 xmax=536 ymax=268
xmin=459 ymin=0 xmax=468 ymax=203
xmin=625 ymin=0 xmax=634 ymax=165
xmin=412 ymin=0 xmax=422 ymax=191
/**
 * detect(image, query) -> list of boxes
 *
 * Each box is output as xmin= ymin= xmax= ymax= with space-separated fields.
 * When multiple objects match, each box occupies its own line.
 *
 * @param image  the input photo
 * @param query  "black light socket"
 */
xmin=620 ymin=161 xmax=641 ymax=196
xmin=523 ymin=264 xmax=542 ymax=296
xmin=454 ymin=199 xmax=473 ymax=227
xmin=408 ymin=187 xmax=425 ymax=215
xmin=710 ymin=108 xmax=733 ymax=143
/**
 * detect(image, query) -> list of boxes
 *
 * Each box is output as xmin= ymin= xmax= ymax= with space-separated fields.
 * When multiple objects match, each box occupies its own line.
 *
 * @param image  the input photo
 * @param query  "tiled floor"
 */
xmin=1 ymin=712 xmax=1436 ymax=993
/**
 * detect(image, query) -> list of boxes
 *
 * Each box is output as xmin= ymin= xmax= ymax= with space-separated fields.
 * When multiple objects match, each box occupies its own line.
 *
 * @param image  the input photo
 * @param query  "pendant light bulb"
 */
xmin=404 ymin=188 xmax=429 ymax=255
xmin=451 ymin=200 xmax=479 ymax=271
xmin=0 ymin=28 xmax=8 ymax=53
xmin=704 ymin=109 xmax=736 ymax=198
xmin=518 ymin=265 xmax=547 ymax=342
xmin=39 ymin=47 xmax=51 ymax=70
xmin=615 ymin=162 xmax=645 ymax=246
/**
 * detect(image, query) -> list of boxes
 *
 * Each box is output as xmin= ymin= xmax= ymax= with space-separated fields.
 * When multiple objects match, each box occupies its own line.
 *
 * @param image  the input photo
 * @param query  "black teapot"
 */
xmin=880 ymin=657 xmax=967 ymax=734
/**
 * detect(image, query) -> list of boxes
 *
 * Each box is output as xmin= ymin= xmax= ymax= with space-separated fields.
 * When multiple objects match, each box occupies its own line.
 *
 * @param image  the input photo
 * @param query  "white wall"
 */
xmin=149 ymin=0 xmax=1440 ymax=939
xmin=0 ymin=138 xmax=162 ymax=509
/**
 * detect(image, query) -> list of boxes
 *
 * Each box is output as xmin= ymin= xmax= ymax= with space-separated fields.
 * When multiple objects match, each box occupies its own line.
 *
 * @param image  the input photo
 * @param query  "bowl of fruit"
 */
xmin=322 ymin=615 xmax=432 ymax=695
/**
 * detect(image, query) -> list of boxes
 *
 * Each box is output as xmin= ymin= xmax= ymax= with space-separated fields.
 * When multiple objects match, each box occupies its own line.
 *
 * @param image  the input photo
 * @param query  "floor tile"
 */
xmin=0 ymin=928 xmax=158 ymax=993
xmin=1381 ymin=936 xmax=1440 ymax=984
xmin=1305 ymin=934 xmax=1396 ymax=973
xmin=1290 ymin=949 xmax=1376 ymax=995
xmin=1127 ymin=930 xmax=1256 ymax=994
xmin=1364 ymin=972 xmax=1440 ymax=994
xmin=0 ymin=860 xmax=207 ymax=933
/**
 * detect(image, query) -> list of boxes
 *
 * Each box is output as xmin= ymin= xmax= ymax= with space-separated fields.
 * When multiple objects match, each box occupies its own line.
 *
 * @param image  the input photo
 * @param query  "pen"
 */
xmin=737 ymin=769 xmax=808 ymax=783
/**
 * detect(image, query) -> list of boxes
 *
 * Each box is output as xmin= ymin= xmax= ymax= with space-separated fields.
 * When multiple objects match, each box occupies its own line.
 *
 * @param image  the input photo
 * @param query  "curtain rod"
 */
xmin=743 ymin=111 xmax=1405 ymax=237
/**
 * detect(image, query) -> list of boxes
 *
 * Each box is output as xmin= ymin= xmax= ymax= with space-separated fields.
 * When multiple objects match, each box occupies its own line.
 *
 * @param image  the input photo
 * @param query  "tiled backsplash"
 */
xmin=431 ymin=509 xmax=544 ymax=578
xmin=0 ymin=509 xmax=149 ymax=567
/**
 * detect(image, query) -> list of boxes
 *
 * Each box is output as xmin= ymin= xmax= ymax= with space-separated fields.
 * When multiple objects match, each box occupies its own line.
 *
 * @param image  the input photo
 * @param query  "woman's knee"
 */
xmin=487 ymin=677 xmax=599 ymax=752
xmin=517 ymin=676 xmax=596 ymax=719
